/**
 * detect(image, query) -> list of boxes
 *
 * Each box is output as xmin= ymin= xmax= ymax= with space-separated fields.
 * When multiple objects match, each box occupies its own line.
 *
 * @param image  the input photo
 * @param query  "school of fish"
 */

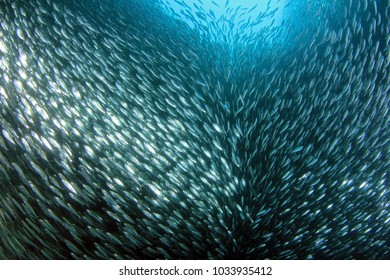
xmin=0 ymin=0 xmax=389 ymax=259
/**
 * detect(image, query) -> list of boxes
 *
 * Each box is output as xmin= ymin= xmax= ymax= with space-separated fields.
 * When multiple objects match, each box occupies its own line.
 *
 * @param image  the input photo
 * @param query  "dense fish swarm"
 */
xmin=0 ymin=0 xmax=389 ymax=259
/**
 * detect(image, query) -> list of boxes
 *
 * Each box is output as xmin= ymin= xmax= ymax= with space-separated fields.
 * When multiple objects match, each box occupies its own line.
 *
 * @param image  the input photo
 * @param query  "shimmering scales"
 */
xmin=0 ymin=0 xmax=389 ymax=259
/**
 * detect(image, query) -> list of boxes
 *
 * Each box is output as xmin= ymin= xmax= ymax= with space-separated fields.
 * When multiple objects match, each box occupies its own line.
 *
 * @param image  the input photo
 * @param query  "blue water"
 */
xmin=158 ymin=0 xmax=291 ymax=47
xmin=160 ymin=0 xmax=287 ymax=33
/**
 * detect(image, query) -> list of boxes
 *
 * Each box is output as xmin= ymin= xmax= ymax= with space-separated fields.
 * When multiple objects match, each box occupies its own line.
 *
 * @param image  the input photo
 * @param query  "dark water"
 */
xmin=0 ymin=0 xmax=389 ymax=259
